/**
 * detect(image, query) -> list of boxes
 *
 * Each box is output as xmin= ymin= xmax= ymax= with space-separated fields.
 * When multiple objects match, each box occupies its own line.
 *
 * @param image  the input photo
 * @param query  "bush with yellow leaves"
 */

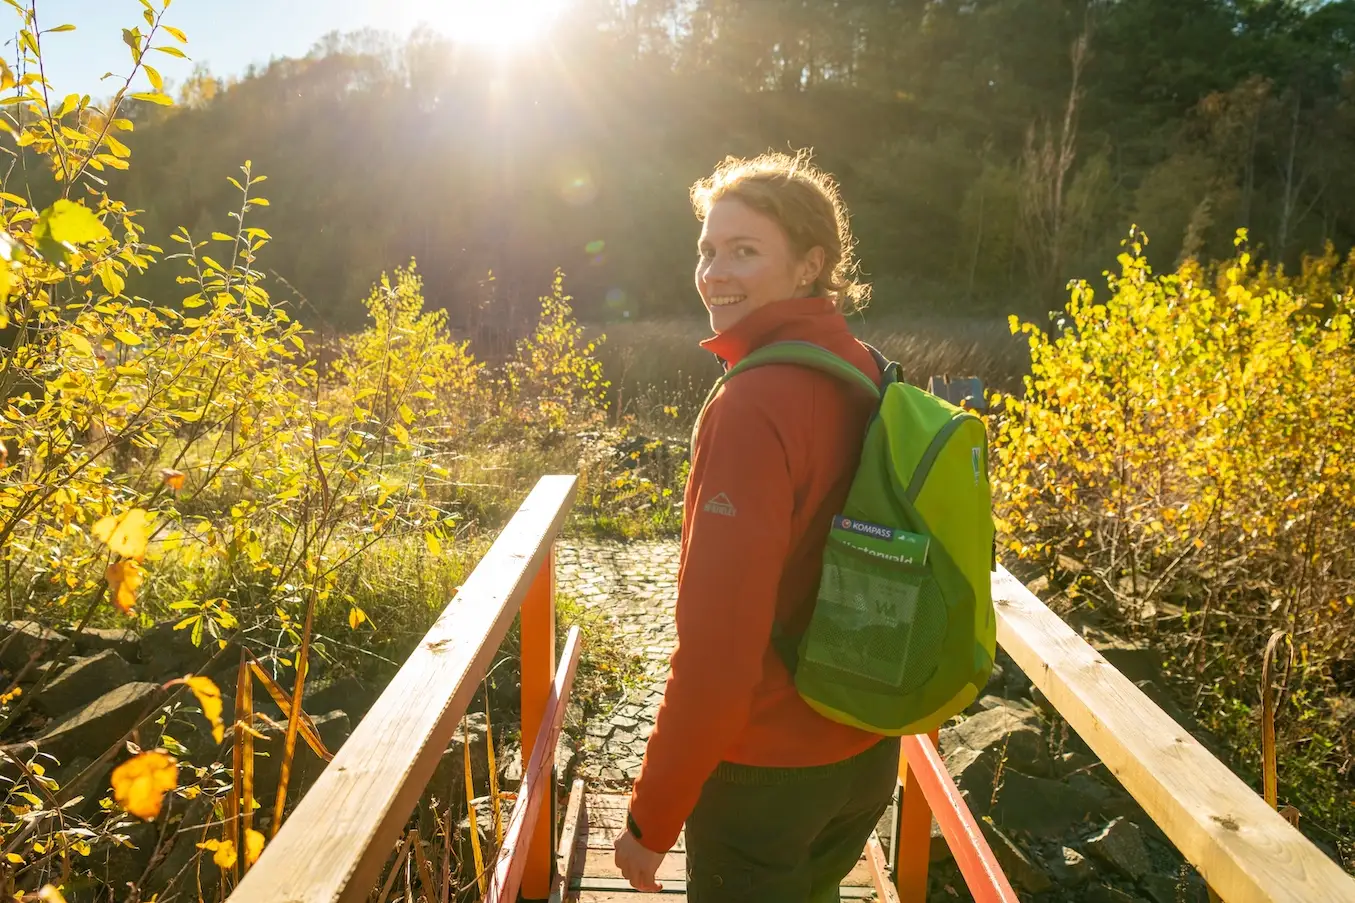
xmin=504 ymin=269 xmax=611 ymax=433
xmin=0 ymin=3 xmax=472 ymax=899
xmin=992 ymin=227 xmax=1355 ymax=849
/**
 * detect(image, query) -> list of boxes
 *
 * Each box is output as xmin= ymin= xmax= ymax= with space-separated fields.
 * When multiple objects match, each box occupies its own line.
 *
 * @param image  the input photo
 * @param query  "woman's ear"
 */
xmin=799 ymin=246 xmax=826 ymax=289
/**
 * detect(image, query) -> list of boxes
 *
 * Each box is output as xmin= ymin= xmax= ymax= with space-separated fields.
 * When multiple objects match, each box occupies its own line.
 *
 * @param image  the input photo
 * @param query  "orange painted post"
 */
xmin=519 ymin=545 xmax=557 ymax=900
xmin=893 ymin=729 xmax=939 ymax=902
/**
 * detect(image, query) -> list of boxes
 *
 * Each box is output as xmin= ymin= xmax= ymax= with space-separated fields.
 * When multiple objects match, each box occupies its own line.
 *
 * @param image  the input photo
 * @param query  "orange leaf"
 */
xmin=105 ymin=559 xmax=143 ymax=614
xmin=161 ymin=468 xmax=186 ymax=491
xmin=111 ymin=751 xmax=178 ymax=819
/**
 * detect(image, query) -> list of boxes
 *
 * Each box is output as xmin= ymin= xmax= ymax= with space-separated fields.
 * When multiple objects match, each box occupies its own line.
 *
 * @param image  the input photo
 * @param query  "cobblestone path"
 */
xmin=557 ymin=540 xmax=680 ymax=788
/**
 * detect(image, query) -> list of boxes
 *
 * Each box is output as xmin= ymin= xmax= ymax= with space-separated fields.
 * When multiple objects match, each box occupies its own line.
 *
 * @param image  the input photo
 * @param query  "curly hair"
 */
xmin=689 ymin=149 xmax=870 ymax=312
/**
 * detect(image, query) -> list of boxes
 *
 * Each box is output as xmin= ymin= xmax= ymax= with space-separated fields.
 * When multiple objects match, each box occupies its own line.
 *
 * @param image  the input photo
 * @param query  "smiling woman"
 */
xmin=417 ymin=0 xmax=570 ymax=47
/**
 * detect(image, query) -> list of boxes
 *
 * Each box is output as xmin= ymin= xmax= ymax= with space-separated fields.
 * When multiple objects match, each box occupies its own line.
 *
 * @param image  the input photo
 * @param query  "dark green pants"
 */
xmin=684 ymin=738 xmax=900 ymax=903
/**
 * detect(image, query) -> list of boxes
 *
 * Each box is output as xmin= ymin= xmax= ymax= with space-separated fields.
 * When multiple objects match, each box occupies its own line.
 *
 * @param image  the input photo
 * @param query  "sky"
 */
xmin=31 ymin=0 xmax=572 ymax=98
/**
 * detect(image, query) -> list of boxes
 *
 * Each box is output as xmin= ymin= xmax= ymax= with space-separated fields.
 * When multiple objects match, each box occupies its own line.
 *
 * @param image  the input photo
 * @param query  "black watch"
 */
xmin=626 ymin=811 xmax=644 ymax=841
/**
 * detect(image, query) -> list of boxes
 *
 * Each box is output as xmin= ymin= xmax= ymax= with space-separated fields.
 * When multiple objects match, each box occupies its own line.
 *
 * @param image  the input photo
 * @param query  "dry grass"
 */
xmin=590 ymin=313 xmax=1030 ymax=431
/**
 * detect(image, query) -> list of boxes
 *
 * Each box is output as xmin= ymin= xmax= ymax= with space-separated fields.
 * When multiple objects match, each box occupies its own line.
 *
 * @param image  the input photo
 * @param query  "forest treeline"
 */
xmin=23 ymin=0 xmax=1355 ymax=332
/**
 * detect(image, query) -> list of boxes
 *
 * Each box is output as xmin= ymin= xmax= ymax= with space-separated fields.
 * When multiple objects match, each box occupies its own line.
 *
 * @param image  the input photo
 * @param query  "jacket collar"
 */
xmin=699 ymin=296 xmax=847 ymax=368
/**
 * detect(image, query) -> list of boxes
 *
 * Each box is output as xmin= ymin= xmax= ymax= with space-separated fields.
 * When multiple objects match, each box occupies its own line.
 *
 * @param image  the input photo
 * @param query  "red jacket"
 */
xmin=627 ymin=296 xmax=885 ymax=853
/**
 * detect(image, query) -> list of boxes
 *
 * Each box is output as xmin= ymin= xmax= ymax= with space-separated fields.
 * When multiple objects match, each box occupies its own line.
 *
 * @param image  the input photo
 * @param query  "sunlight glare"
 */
xmin=411 ymin=0 xmax=570 ymax=48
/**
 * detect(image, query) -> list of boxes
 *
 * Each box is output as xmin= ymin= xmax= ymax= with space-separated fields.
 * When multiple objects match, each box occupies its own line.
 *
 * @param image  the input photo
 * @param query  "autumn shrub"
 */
xmin=502 ymin=270 xmax=610 ymax=434
xmin=992 ymin=227 xmax=1355 ymax=856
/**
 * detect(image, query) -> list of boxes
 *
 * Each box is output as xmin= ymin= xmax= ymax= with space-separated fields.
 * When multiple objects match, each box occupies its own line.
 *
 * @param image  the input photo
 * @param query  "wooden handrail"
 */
xmin=487 ymin=625 xmax=583 ymax=903
xmin=898 ymin=733 xmax=1020 ymax=903
xmin=992 ymin=565 xmax=1355 ymax=903
xmin=225 ymin=475 xmax=578 ymax=903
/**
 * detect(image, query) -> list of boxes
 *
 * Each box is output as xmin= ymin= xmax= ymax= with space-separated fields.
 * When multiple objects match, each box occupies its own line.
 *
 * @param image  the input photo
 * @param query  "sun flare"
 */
xmin=411 ymin=0 xmax=570 ymax=48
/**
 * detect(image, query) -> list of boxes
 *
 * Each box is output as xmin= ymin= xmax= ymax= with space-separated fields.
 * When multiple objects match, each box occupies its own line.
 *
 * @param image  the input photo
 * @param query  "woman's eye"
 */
xmin=735 ymin=246 xmax=756 ymax=258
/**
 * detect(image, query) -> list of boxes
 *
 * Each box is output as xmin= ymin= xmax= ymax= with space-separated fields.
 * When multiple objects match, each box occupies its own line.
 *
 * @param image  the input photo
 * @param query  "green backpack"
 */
xmin=697 ymin=340 xmax=997 ymax=736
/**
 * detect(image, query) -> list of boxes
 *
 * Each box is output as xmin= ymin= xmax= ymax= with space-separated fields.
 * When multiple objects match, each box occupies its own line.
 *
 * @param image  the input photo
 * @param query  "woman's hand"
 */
xmin=613 ymin=829 xmax=665 ymax=893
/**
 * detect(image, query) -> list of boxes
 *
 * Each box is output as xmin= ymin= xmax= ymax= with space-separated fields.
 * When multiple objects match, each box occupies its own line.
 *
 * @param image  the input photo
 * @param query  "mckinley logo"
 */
xmin=703 ymin=492 xmax=737 ymax=517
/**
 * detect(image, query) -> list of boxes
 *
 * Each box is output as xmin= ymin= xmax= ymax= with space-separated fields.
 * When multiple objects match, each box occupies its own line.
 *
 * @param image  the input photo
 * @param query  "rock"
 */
xmin=33 ymin=682 xmax=163 ymax=763
xmin=304 ymin=674 xmax=373 ymax=717
xmin=1084 ymin=883 xmax=1150 ymax=903
xmin=1086 ymin=817 xmax=1153 ymax=878
xmin=944 ymin=702 xmax=1051 ymax=777
xmin=1056 ymin=749 xmax=1099 ymax=776
xmin=990 ymin=771 xmax=1104 ymax=836
xmin=929 ymin=820 xmax=953 ymax=865
xmin=250 ymin=709 xmax=352 ymax=805
xmin=52 ymin=754 xmax=115 ymax=819
xmin=145 ymin=797 xmax=219 ymax=894
xmin=35 ymin=650 xmax=136 ymax=717
xmin=1051 ymin=846 xmax=1096 ymax=886
xmin=0 ymin=621 xmax=65 ymax=673
xmin=93 ymin=820 xmax=160 ymax=893
xmin=429 ymin=712 xmax=494 ymax=803
xmin=944 ymin=744 xmax=1001 ymax=810
xmin=73 ymin=627 xmax=140 ymax=661
xmin=1140 ymin=873 xmax=1183 ymax=903
xmin=978 ymin=821 xmax=1051 ymax=893
xmin=135 ymin=620 xmax=238 ymax=682
xmin=1092 ymin=639 xmax=1163 ymax=686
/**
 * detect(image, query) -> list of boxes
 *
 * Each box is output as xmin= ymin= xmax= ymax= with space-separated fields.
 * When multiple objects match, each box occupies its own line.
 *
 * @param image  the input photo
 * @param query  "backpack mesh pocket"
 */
xmin=800 ymin=538 xmax=947 ymax=693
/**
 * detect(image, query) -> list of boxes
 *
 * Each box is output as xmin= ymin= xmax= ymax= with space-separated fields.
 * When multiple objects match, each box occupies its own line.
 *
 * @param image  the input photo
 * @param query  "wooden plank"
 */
xmin=549 ymin=778 xmax=588 ymax=903
xmin=893 ymin=732 xmax=935 ymax=901
xmin=993 ymin=565 xmax=1355 ymax=903
xmin=225 ymin=476 xmax=578 ymax=903
xmin=575 ymin=877 xmax=878 ymax=900
xmin=868 ymin=832 xmax=903 ymax=903
xmin=583 ymin=793 xmax=684 ymax=851
xmin=841 ymin=851 xmax=874 ymax=887
xmin=517 ymin=551 xmax=559 ymax=900
xmin=489 ymin=626 xmax=584 ymax=903
xmin=581 ymin=848 xmax=687 ymax=881
xmin=898 ymin=733 xmax=1018 ymax=902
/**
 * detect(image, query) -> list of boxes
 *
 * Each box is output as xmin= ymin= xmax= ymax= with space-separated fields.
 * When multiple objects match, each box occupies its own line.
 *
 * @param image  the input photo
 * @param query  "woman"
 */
xmin=613 ymin=151 xmax=900 ymax=901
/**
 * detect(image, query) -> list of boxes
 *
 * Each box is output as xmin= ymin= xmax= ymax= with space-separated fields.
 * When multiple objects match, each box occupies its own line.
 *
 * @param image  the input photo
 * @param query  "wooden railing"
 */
xmin=226 ymin=475 xmax=579 ymax=903
xmin=885 ymin=565 xmax=1355 ymax=903
xmin=222 ymin=469 xmax=1355 ymax=903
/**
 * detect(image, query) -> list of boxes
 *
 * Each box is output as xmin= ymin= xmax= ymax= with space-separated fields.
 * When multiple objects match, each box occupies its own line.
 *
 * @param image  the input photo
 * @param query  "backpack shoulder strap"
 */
xmin=720 ymin=340 xmax=883 ymax=398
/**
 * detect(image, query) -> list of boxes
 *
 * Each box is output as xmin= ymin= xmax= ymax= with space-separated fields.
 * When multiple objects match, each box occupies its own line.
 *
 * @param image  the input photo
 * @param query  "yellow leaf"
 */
xmin=245 ymin=828 xmax=265 ymax=866
xmin=105 ymin=559 xmax=143 ymax=614
xmin=4 ymin=853 xmax=20 ymax=864
xmin=66 ymin=331 xmax=93 ymax=356
xmin=38 ymin=886 xmax=67 ymax=903
xmin=424 ymin=531 xmax=442 ymax=557
xmin=100 ymin=266 xmax=125 ymax=297
xmin=198 ymin=837 xmax=237 ymax=870
xmin=348 ymin=607 xmax=367 ymax=630
xmin=131 ymin=92 xmax=173 ymax=106
xmin=175 ymin=675 xmax=223 ymax=744
xmin=93 ymin=508 xmax=153 ymax=560
xmin=161 ymin=468 xmax=186 ymax=491
xmin=111 ymin=751 xmax=178 ymax=819
xmin=398 ymin=403 xmax=415 ymax=425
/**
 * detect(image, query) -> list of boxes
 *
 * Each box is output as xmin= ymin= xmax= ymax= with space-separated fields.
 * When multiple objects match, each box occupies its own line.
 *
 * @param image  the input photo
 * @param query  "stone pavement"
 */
xmin=557 ymin=540 xmax=680 ymax=788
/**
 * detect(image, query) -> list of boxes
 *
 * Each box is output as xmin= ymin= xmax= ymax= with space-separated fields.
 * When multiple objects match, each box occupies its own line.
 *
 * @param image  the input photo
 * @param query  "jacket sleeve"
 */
xmin=626 ymin=378 xmax=795 ymax=852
